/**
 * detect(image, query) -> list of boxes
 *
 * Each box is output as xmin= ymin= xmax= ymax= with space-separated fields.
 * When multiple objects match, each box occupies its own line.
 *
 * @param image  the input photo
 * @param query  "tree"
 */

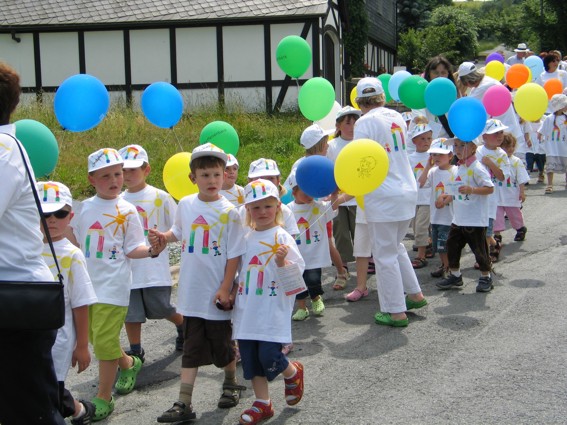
xmin=427 ymin=6 xmax=479 ymax=61
xmin=344 ymin=0 xmax=368 ymax=79
xmin=398 ymin=29 xmax=426 ymax=74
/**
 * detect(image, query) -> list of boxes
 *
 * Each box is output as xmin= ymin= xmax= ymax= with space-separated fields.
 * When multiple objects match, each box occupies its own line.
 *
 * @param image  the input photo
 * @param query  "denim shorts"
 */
xmin=431 ymin=224 xmax=451 ymax=254
xmin=486 ymin=217 xmax=494 ymax=237
xmin=238 ymin=340 xmax=289 ymax=382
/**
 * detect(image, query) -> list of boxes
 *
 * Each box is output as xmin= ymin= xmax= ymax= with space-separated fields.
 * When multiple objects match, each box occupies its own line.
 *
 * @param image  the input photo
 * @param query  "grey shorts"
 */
xmin=125 ymin=287 xmax=177 ymax=323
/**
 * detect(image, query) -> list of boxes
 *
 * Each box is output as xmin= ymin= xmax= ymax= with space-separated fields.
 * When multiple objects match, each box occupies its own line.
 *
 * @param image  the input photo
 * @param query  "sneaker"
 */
xmin=292 ymin=308 xmax=309 ymax=321
xmin=157 ymin=401 xmax=196 ymax=423
xmin=430 ymin=265 xmax=446 ymax=278
xmin=281 ymin=343 xmax=294 ymax=356
xmin=284 ymin=361 xmax=304 ymax=406
xmin=476 ymin=276 xmax=494 ymax=293
xmin=114 ymin=355 xmax=143 ymax=395
xmin=311 ymin=297 xmax=325 ymax=316
xmin=70 ymin=400 xmax=95 ymax=425
xmin=436 ymin=273 xmax=463 ymax=290
xmin=239 ymin=400 xmax=274 ymax=425
xmin=125 ymin=348 xmax=145 ymax=364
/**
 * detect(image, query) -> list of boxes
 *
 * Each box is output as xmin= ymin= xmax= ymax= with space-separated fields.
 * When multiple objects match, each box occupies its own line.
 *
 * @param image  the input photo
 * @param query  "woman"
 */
xmin=535 ymin=54 xmax=567 ymax=91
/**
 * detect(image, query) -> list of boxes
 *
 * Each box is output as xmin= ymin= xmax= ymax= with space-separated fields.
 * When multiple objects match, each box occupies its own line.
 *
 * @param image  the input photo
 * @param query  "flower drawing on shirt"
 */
xmin=103 ymin=205 xmax=134 ymax=236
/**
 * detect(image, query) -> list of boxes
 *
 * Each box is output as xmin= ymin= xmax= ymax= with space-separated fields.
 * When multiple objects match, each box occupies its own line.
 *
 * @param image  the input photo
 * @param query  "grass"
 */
xmin=12 ymin=102 xmax=309 ymax=200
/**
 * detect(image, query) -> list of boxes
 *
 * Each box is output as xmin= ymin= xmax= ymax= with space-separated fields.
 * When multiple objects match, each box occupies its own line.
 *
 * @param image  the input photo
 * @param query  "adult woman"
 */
xmin=535 ymin=54 xmax=567 ymax=91
xmin=0 ymin=62 xmax=65 ymax=424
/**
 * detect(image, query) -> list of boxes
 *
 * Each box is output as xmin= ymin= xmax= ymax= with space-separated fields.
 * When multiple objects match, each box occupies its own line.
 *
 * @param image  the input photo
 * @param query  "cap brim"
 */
xmin=248 ymin=170 xmax=280 ymax=178
xmin=190 ymin=151 xmax=228 ymax=165
xmin=484 ymin=125 xmax=509 ymax=135
xmin=41 ymin=203 xmax=67 ymax=213
xmin=88 ymin=161 xmax=124 ymax=173
xmin=122 ymin=159 xmax=145 ymax=169
xmin=427 ymin=148 xmax=452 ymax=154
xmin=336 ymin=110 xmax=362 ymax=120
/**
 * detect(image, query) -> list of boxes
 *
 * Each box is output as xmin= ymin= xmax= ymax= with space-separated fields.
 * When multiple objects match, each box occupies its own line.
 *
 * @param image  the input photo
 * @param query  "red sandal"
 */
xmin=239 ymin=400 xmax=274 ymax=424
xmin=284 ymin=361 xmax=304 ymax=406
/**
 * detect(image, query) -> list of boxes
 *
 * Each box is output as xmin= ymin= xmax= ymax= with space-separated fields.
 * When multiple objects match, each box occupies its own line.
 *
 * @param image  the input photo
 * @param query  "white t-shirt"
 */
xmin=451 ymin=158 xmax=494 ymax=227
xmin=327 ymin=136 xmax=357 ymax=207
xmin=71 ymin=196 xmax=146 ymax=306
xmin=45 ymin=239 xmax=97 ymax=381
xmin=233 ymin=226 xmax=305 ymax=344
xmin=537 ymin=113 xmax=567 ymax=157
xmin=288 ymin=200 xmax=333 ymax=269
xmin=408 ymin=151 xmax=432 ymax=206
xmin=523 ymin=120 xmax=545 ymax=154
xmin=219 ymin=184 xmax=245 ymax=207
xmin=476 ymin=146 xmax=511 ymax=219
xmin=424 ymin=166 xmax=458 ymax=226
xmin=122 ymin=185 xmax=177 ymax=289
xmin=238 ymin=203 xmax=299 ymax=237
xmin=497 ymin=155 xmax=530 ymax=208
xmin=172 ymin=195 xmax=245 ymax=319
xmin=354 ymin=106 xmax=418 ymax=222
xmin=0 ymin=125 xmax=52 ymax=282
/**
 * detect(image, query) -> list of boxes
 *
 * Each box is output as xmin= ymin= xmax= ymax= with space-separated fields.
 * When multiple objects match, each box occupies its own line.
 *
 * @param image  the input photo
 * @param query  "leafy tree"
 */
xmin=398 ymin=29 xmax=426 ymax=74
xmin=344 ymin=0 xmax=368 ymax=79
xmin=426 ymin=6 xmax=479 ymax=61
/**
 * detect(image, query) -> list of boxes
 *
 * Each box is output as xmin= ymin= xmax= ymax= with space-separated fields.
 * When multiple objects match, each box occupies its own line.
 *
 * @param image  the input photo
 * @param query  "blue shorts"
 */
xmin=486 ymin=218 xmax=494 ymax=237
xmin=431 ymin=224 xmax=451 ymax=254
xmin=238 ymin=340 xmax=289 ymax=382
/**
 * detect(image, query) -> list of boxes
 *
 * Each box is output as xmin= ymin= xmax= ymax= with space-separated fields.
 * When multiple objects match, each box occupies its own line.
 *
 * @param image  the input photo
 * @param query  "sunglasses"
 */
xmin=43 ymin=210 xmax=71 ymax=219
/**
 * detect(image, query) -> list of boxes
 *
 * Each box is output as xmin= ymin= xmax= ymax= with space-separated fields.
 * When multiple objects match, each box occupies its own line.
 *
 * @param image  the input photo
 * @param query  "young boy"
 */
xmin=38 ymin=181 xmax=98 ymax=425
xmin=435 ymin=138 xmax=495 ymax=293
xmin=151 ymin=143 xmax=246 ymax=422
xmin=118 ymin=144 xmax=184 ymax=361
xmin=70 ymin=148 xmax=165 ymax=421
xmin=219 ymin=154 xmax=245 ymax=207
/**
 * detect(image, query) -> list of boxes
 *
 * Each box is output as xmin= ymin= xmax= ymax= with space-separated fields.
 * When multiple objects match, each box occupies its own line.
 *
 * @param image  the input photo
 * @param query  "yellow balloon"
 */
xmin=485 ymin=61 xmax=505 ymax=82
xmin=350 ymin=86 xmax=360 ymax=110
xmin=513 ymin=83 xmax=548 ymax=122
xmin=355 ymin=196 xmax=365 ymax=210
xmin=163 ymin=152 xmax=198 ymax=201
xmin=334 ymin=138 xmax=389 ymax=196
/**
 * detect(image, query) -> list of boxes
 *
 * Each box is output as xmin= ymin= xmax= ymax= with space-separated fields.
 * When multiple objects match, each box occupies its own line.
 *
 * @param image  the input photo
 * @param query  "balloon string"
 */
xmin=171 ymin=127 xmax=183 ymax=151
xmin=293 ymin=200 xmax=336 ymax=241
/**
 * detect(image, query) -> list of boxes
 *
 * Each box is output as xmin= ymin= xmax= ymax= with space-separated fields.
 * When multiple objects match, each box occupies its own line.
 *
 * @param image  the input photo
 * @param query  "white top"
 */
xmin=0 ymin=125 xmax=52 ymax=282
xmin=476 ymin=146 xmax=511 ymax=219
xmin=238 ymin=202 xmax=299 ymax=237
xmin=122 ymin=185 xmax=178 ymax=289
xmin=219 ymin=184 xmax=245 ymax=207
xmin=408 ymin=151 xmax=432 ymax=206
xmin=354 ymin=106 xmax=418 ymax=222
xmin=424 ymin=166 xmax=458 ymax=226
xmin=523 ymin=120 xmax=545 ymax=154
xmin=233 ymin=226 xmax=305 ymax=343
xmin=71 ymin=196 xmax=146 ymax=306
xmin=537 ymin=114 xmax=567 ymax=157
xmin=497 ymin=155 xmax=530 ymax=207
xmin=327 ymin=136 xmax=357 ymax=206
xmin=452 ymin=158 xmax=494 ymax=227
xmin=172 ymin=194 xmax=245 ymax=319
xmin=288 ymin=200 xmax=333 ymax=269
xmin=45 ymin=239 xmax=97 ymax=381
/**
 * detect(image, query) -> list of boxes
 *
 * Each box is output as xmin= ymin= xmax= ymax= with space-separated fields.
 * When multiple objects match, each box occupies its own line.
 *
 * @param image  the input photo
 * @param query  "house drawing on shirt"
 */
xmin=85 ymin=221 xmax=104 ymax=259
xmin=136 ymin=205 xmax=148 ymax=236
xmin=296 ymin=217 xmax=311 ymax=245
xmin=189 ymin=215 xmax=210 ymax=254
xmin=245 ymin=255 xmax=265 ymax=296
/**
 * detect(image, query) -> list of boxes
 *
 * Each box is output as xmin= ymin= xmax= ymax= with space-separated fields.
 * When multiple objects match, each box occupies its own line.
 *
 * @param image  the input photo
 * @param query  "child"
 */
xmin=152 ymin=143 xmax=246 ymax=422
xmin=70 ymin=148 xmax=165 ymax=421
xmin=219 ymin=154 xmax=245 ymax=207
xmin=522 ymin=117 xmax=546 ymax=183
xmin=494 ymin=134 xmax=530 ymax=243
xmin=435 ymin=138 xmax=495 ymax=293
xmin=118 ymin=144 xmax=184 ymax=361
xmin=287 ymin=170 xmax=335 ymax=320
xmin=537 ymin=94 xmax=567 ymax=194
xmin=233 ymin=179 xmax=305 ymax=425
xmin=408 ymin=120 xmax=434 ymax=269
xmin=38 ymin=181 xmax=98 ymax=425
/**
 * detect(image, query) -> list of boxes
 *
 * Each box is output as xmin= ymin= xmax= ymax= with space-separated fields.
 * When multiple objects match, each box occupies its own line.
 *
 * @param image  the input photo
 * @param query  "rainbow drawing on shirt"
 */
xmin=435 ymin=181 xmax=445 ymax=198
xmin=391 ymin=123 xmax=406 ymax=152
xmin=189 ymin=215 xmax=210 ymax=254
xmin=122 ymin=145 xmax=141 ymax=160
xmin=41 ymin=182 xmax=60 ymax=202
xmin=413 ymin=162 xmax=424 ymax=179
xmin=85 ymin=221 xmax=105 ymax=259
xmin=249 ymin=181 xmax=267 ymax=199
xmin=136 ymin=206 xmax=148 ymax=236
xmin=245 ymin=255 xmax=265 ymax=295
xmin=296 ymin=217 xmax=311 ymax=245
xmin=552 ymin=122 xmax=560 ymax=142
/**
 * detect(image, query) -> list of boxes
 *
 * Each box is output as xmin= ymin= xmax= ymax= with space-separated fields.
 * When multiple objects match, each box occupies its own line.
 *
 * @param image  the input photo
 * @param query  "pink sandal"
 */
xmin=345 ymin=288 xmax=369 ymax=302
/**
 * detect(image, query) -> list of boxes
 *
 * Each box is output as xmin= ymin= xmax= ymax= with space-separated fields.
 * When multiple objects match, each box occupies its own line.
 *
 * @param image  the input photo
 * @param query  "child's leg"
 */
xmin=98 ymin=359 xmax=119 ymax=401
xmin=293 ymin=291 xmax=309 ymax=320
xmin=125 ymin=322 xmax=142 ymax=351
xmin=250 ymin=376 xmax=270 ymax=400
xmin=329 ymin=238 xmax=347 ymax=278
xmin=547 ymin=172 xmax=554 ymax=186
xmin=439 ymin=252 xmax=449 ymax=270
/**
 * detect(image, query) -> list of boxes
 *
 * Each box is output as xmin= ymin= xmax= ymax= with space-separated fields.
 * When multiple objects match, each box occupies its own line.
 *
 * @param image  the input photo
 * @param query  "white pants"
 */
xmin=369 ymin=220 xmax=422 ymax=314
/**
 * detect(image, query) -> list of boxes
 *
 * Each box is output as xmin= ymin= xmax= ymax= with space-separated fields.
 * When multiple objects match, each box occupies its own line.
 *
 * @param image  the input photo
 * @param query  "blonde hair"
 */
xmin=245 ymin=197 xmax=284 ymax=230
xmin=355 ymin=93 xmax=386 ymax=108
xmin=501 ymin=133 xmax=517 ymax=152
xmin=305 ymin=137 xmax=328 ymax=155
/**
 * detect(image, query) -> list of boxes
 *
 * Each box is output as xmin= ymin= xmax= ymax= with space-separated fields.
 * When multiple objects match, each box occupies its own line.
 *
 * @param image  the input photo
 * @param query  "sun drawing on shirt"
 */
xmin=103 ymin=205 xmax=134 ymax=236
xmin=258 ymin=232 xmax=282 ymax=266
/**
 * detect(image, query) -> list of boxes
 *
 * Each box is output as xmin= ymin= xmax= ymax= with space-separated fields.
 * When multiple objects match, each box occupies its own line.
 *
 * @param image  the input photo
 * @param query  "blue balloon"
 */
xmin=425 ymin=78 xmax=457 ymax=116
xmin=295 ymin=155 xmax=337 ymax=198
xmin=141 ymin=82 xmax=184 ymax=128
xmin=388 ymin=70 xmax=411 ymax=102
xmin=448 ymin=97 xmax=488 ymax=142
xmin=524 ymin=55 xmax=544 ymax=81
xmin=54 ymin=74 xmax=110 ymax=132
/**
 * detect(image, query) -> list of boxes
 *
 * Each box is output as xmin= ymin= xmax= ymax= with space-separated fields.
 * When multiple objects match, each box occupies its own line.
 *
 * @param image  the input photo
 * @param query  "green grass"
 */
xmin=12 ymin=103 xmax=309 ymax=200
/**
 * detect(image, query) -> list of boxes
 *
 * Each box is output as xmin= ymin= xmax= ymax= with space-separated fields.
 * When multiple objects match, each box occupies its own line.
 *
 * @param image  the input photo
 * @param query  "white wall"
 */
xmin=39 ymin=32 xmax=80 ymax=86
xmin=225 ymin=87 xmax=266 ymax=112
xmin=130 ymin=28 xmax=170 ymax=84
xmin=84 ymin=31 xmax=125 ymax=85
xmin=223 ymin=25 xmax=264 ymax=82
xmin=0 ymin=33 xmax=36 ymax=86
xmin=176 ymin=27 xmax=217 ymax=83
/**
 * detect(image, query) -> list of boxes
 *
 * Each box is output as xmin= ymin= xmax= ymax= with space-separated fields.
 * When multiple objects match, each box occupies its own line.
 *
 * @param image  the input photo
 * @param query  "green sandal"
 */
xmin=91 ymin=396 xmax=115 ymax=422
xmin=115 ymin=355 xmax=142 ymax=395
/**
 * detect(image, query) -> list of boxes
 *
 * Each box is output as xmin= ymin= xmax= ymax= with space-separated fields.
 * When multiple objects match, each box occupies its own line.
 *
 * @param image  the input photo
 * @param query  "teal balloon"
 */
xmin=388 ymin=70 xmax=411 ymax=102
xmin=276 ymin=36 xmax=312 ymax=78
xmin=15 ymin=119 xmax=59 ymax=178
xmin=378 ymin=74 xmax=392 ymax=102
xmin=298 ymin=77 xmax=335 ymax=121
xmin=199 ymin=121 xmax=240 ymax=155
xmin=398 ymin=75 xmax=428 ymax=109
xmin=425 ymin=78 xmax=457 ymax=115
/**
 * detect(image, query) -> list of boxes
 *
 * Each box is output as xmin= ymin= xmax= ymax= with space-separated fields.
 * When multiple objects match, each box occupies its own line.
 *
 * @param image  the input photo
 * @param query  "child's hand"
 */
xmin=214 ymin=287 xmax=232 ymax=311
xmin=458 ymin=185 xmax=474 ymax=195
xmin=72 ymin=346 xmax=91 ymax=374
xmin=481 ymin=156 xmax=495 ymax=168
xmin=148 ymin=228 xmax=166 ymax=253
xmin=275 ymin=244 xmax=289 ymax=267
xmin=435 ymin=194 xmax=448 ymax=209
xmin=520 ymin=192 xmax=526 ymax=202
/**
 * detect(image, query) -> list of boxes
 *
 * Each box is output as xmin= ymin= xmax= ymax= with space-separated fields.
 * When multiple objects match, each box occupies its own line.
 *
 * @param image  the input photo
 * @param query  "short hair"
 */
xmin=501 ymin=133 xmax=517 ymax=151
xmin=423 ymin=55 xmax=457 ymax=86
xmin=305 ymin=137 xmax=328 ymax=156
xmin=459 ymin=69 xmax=485 ymax=86
xmin=190 ymin=156 xmax=226 ymax=173
xmin=543 ymin=54 xmax=558 ymax=72
xmin=0 ymin=62 xmax=21 ymax=125
xmin=355 ymin=93 xmax=385 ymax=108
xmin=335 ymin=113 xmax=359 ymax=138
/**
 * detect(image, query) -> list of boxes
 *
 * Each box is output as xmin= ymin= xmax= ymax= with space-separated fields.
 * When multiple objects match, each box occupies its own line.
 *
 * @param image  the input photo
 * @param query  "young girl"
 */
xmin=521 ymin=117 xmax=546 ymax=183
xmin=233 ymin=179 xmax=305 ymax=425
xmin=219 ymin=154 xmax=245 ymax=207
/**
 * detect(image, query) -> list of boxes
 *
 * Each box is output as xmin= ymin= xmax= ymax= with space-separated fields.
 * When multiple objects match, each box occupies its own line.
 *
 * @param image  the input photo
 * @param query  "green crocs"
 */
xmin=91 ymin=396 xmax=115 ymax=422
xmin=292 ymin=308 xmax=309 ymax=321
xmin=374 ymin=312 xmax=409 ymax=327
xmin=115 ymin=355 xmax=142 ymax=395
xmin=405 ymin=296 xmax=428 ymax=311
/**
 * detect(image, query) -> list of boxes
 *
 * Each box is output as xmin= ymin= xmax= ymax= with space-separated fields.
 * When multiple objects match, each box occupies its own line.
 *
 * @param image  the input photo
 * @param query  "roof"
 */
xmin=1 ymin=0 xmax=329 ymax=28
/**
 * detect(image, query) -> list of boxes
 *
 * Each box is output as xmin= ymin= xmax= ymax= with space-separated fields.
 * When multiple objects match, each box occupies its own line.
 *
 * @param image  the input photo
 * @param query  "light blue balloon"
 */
xmin=280 ymin=190 xmax=293 ymax=205
xmin=425 ymin=78 xmax=457 ymax=116
xmin=141 ymin=82 xmax=184 ymax=129
xmin=524 ymin=56 xmax=544 ymax=81
xmin=447 ymin=97 xmax=487 ymax=142
xmin=388 ymin=70 xmax=411 ymax=102
xmin=54 ymin=74 xmax=110 ymax=132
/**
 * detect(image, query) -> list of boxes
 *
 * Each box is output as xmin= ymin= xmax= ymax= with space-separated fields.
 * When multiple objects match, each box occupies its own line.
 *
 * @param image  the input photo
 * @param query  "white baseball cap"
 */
xmin=427 ymin=138 xmax=452 ymax=154
xmin=119 ymin=144 xmax=149 ymax=169
xmin=401 ymin=111 xmax=413 ymax=122
xmin=286 ymin=168 xmax=298 ymax=189
xmin=409 ymin=123 xmax=433 ymax=139
xmin=226 ymin=154 xmax=239 ymax=168
xmin=88 ymin=148 xmax=123 ymax=173
xmin=444 ymin=138 xmax=483 ymax=147
xmin=244 ymin=179 xmax=280 ymax=205
xmin=483 ymin=119 xmax=509 ymax=135
xmin=550 ymin=94 xmax=567 ymax=113
xmin=248 ymin=158 xmax=280 ymax=178
xmin=37 ymin=181 xmax=73 ymax=213
xmin=356 ymin=77 xmax=384 ymax=98
xmin=300 ymin=124 xmax=333 ymax=149
xmin=336 ymin=106 xmax=362 ymax=121
xmin=458 ymin=62 xmax=477 ymax=77
xmin=190 ymin=143 xmax=228 ymax=166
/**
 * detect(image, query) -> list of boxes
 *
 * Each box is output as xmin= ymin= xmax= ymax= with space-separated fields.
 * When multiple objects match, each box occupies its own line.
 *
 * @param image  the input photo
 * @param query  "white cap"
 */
xmin=483 ymin=119 xmax=509 ymax=135
xmin=336 ymin=106 xmax=362 ymax=121
xmin=37 ymin=181 xmax=73 ymax=213
xmin=458 ymin=62 xmax=477 ymax=77
xmin=409 ymin=123 xmax=433 ymax=139
xmin=88 ymin=148 xmax=123 ymax=173
xmin=119 ymin=144 xmax=149 ymax=169
xmin=427 ymin=138 xmax=452 ymax=154
xmin=514 ymin=43 xmax=529 ymax=53
xmin=244 ymin=179 xmax=280 ymax=205
xmin=356 ymin=77 xmax=384 ymax=98
xmin=300 ymin=124 xmax=333 ymax=149
xmin=226 ymin=154 xmax=239 ymax=168
xmin=550 ymin=94 xmax=567 ymax=113
xmin=286 ymin=168 xmax=298 ymax=189
xmin=190 ymin=143 xmax=228 ymax=166
xmin=444 ymin=138 xmax=482 ymax=147
xmin=401 ymin=111 xmax=413 ymax=122
xmin=248 ymin=158 xmax=280 ymax=178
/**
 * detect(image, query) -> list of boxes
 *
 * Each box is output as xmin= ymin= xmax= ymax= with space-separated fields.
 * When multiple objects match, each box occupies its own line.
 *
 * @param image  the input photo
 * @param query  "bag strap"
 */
xmin=3 ymin=132 xmax=64 ymax=284
xmin=437 ymin=114 xmax=455 ymax=138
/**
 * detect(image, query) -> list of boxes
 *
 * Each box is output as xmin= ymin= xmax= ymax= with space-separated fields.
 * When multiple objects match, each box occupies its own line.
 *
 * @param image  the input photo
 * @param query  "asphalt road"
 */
xmin=66 ymin=176 xmax=567 ymax=425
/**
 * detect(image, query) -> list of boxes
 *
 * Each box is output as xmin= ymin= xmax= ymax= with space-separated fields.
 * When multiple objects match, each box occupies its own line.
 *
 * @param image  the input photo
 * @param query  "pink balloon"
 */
xmin=482 ymin=85 xmax=512 ymax=117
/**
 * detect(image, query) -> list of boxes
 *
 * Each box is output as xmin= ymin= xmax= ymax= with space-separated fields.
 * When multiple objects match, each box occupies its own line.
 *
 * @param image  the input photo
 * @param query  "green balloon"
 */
xmin=398 ymin=75 xmax=428 ymax=109
xmin=15 ymin=119 xmax=59 ymax=178
xmin=378 ymin=74 xmax=393 ymax=103
xmin=199 ymin=121 xmax=240 ymax=155
xmin=298 ymin=77 xmax=336 ymax=121
xmin=276 ymin=35 xmax=312 ymax=78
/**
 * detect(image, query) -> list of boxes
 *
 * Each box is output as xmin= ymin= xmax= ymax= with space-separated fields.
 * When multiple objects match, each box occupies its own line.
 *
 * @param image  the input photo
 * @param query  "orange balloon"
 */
xmin=505 ymin=64 xmax=530 ymax=89
xmin=543 ymin=78 xmax=564 ymax=100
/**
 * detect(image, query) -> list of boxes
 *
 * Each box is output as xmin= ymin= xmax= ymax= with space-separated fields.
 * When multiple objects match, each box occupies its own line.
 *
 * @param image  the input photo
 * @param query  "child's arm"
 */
xmin=519 ymin=183 xmax=526 ymax=203
xmin=71 ymin=305 xmax=90 ymax=373
xmin=435 ymin=194 xmax=452 ymax=208
xmin=215 ymin=257 xmax=240 ymax=309
xmin=481 ymin=157 xmax=505 ymax=181
xmin=330 ymin=191 xmax=354 ymax=210
xmin=458 ymin=185 xmax=494 ymax=196
xmin=418 ymin=159 xmax=433 ymax=188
